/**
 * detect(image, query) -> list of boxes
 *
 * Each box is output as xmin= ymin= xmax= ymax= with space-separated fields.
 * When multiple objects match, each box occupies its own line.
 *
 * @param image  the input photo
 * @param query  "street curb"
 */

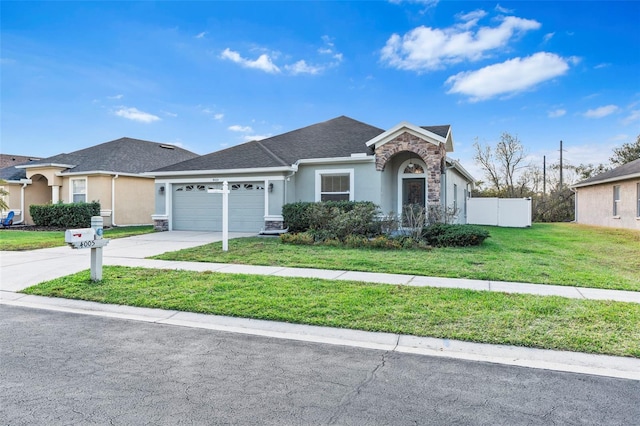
xmin=3 ymin=292 xmax=639 ymax=381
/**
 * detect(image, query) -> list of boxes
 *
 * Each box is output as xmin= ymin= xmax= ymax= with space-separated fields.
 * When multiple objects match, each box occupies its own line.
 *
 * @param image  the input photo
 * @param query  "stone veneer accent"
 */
xmin=264 ymin=220 xmax=285 ymax=231
xmin=374 ymin=131 xmax=446 ymax=204
xmin=153 ymin=218 xmax=169 ymax=232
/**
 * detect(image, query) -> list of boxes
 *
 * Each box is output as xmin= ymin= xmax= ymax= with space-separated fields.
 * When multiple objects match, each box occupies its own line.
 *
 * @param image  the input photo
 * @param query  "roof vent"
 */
xmin=159 ymin=144 xmax=175 ymax=150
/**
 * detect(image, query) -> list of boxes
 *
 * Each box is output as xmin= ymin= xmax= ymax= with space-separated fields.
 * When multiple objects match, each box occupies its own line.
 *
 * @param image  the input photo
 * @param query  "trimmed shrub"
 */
xmin=422 ymin=224 xmax=490 ymax=247
xmin=282 ymin=201 xmax=379 ymax=235
xmin=282 ymin=202 xmax=315 ymax=233
xmin=30 ymin=202 xmax=101 ymax=228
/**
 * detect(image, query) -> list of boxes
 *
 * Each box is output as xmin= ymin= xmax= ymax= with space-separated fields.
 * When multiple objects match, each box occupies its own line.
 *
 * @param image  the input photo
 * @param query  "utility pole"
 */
xmin=559 ymin=140 xmax=563 ymax=189
xmin=543 ymin=155 xmax=546 ymax=198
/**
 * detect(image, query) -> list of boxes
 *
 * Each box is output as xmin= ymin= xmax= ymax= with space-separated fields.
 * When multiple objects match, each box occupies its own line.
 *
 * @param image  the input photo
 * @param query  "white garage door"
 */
xmin=172 ymin=182 xmax=265 ymax=232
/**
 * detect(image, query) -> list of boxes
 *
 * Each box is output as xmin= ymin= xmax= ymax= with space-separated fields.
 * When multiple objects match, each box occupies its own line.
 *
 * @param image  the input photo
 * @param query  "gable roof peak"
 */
xmin=365 ymin=121 xmax=454 ymax=152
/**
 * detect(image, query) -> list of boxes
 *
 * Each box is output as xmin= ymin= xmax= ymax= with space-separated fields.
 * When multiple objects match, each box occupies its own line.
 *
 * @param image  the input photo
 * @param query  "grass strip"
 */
xmin=152 ymin=224 xmax=640 ymax=291
xmin=22 ymin=266 xmax=640 ymax=358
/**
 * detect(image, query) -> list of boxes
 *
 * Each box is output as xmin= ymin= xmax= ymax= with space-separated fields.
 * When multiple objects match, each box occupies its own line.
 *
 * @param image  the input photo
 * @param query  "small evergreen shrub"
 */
xmin=30 ymin=202 xmax=101 ymax=228
xmin=422 ymin=224 xmax=490 ymax=247
xmin=282 ymin=202 xmax=315 ymax=233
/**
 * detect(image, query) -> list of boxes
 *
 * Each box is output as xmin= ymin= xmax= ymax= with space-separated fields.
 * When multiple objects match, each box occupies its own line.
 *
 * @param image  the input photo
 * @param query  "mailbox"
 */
xmin=65 ymin=228 xmax=95 ymax=243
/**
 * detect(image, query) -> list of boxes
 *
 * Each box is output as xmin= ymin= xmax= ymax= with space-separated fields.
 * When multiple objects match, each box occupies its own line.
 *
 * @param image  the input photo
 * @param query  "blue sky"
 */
xmin=2 ymin=1 xmax=639 ymax=181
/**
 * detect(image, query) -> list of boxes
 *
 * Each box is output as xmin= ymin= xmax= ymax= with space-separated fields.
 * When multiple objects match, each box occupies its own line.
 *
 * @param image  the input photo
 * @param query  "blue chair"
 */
xmin=2 ymin=211 xmax=15 ymax=228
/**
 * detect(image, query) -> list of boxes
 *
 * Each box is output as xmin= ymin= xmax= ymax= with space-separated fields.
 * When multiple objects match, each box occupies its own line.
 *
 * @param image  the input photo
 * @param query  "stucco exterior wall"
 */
xmin=444 ymin=168 xmax=471 ymax=224
xmin=575 ymin=178 xmax=640 ymax=230
xmin=1 ymin=183 xmax=25 ymax=223
xmin=112 ymin=176 xmax=155 ymax=226
xmin=24 ymin=175 xmax=51 ymax=224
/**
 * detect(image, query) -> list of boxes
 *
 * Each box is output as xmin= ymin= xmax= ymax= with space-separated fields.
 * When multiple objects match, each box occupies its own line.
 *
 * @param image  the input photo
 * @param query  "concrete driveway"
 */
xmin=0 ymin=231 xmax=254 ymax=292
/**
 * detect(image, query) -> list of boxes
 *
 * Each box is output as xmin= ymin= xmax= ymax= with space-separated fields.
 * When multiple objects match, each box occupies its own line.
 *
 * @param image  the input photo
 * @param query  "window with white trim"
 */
xmin=613 ymin=185 xmax=621 ymax=216
xmin=637 ymin=183 xmax=640 ymax=217
xmin=453 ymin=183 xmax=458 ymax=214
xmin=71 ymin=178 xmax=87 ymax=203
xmin=315 ymin=169 xmax=354 ymax=202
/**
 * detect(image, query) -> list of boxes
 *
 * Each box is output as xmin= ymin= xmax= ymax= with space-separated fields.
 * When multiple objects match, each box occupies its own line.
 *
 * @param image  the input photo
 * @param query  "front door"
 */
xmin=402 ymin=178 xmax=425 ymax=226
xmin=403 ymin=178 xmax=425 ymax=207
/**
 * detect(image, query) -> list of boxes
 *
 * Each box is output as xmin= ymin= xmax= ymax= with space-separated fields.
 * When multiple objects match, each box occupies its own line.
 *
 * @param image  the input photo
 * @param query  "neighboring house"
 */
xmin=571 ymin=158 xmax=640 ymax=230
xmin=0 ymin=154 xmax=42 ymax=169
xmin=0 ymin=138 xmax=198 ymax=226
xmin=150 ymin=116 xmax=475 ymax=233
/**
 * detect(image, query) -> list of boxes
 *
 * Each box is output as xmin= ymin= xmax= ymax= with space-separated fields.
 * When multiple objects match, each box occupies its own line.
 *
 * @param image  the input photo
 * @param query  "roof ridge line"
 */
xmin=256 ymin=140 xmax=289 ymax=167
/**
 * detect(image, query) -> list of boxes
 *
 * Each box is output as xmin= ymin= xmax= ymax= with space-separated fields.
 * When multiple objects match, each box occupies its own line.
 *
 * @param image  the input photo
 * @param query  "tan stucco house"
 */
xmin=0 ymin=138 xmax=197 ymax=226
xmin=571 ymin=158 xmax=640 ymax=230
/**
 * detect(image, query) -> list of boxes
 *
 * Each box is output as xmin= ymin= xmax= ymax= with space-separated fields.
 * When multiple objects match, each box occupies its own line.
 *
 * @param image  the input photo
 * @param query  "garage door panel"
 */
xmin=172 ymin=182 xmax=264 ymax=232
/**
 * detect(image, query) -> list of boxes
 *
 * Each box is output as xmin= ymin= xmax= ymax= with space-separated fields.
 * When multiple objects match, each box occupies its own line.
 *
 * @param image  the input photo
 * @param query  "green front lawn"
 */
xmin=0 ymin=226 xmax=155 ymax=251
xmin=153 ymin=223 xmax=640 ymax=291
xmin=22 ymin=266 xmax=640 ymax=358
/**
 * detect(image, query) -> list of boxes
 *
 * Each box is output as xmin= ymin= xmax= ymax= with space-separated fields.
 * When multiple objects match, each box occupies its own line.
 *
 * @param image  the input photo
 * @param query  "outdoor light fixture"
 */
xmin=268 ymin=183 xmax=274 ymax=192
xmin=159 ymin=186 xmax=165 ymax=193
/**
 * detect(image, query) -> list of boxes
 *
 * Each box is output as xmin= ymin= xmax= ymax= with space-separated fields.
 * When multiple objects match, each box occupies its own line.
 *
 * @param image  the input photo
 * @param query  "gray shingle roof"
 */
xmin=420 ymin=125 xmax=450 ymax=139
xmin=0 ymin=165 xmax=27 ymax=181
xmin=573 ymin=158 xmax=640 ymax=187
xmin=20 ymin=138 xmax=198 ymax=175
xmin=155 ymin=116 xmax=387 ymax=172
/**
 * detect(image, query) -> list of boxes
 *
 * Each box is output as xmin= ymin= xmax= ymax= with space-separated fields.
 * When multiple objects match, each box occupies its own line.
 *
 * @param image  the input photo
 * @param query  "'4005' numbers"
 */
xmin=79 ymin=240 xmax=96 ymax=248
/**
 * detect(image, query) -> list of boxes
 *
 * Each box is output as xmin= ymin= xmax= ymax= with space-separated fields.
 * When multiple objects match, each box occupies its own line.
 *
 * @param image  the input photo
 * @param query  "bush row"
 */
xmin=281 ymin=201 xmax=490 ymax=249
xmin=30 ymin=202 xmax=101 ymax=228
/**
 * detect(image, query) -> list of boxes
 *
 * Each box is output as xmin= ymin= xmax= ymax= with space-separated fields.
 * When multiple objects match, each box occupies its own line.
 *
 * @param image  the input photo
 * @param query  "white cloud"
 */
xmin=455 ymin=10 xmax=487 ymax=30
xmin=594 ymin=62 xmax=611 ymax=69
xmin=214 ymin=113 xmax=224 ymax=121
xmin=381 ymin=14 xmax=541 ymax=71
xmin=243 ymin=134 xmax=271 ymax=142
xmin=107 ymin=94 xmax=124 ymax=100
xmin=285 ymin=60 xmax=324 ymax=75
xmin=495 ymin=4 xmax=514 ymax=14
xmin=162 ymin=111 xmax=178 ymax=118
xmin=317 ymin=35 xmax=344 ymax=64
xmin=221 ymin=48 xmax=280 ymax=74
xmin=621 ymin=110 xmax=640 ymax=125
xmin=446 ymin=52 xmax=570 ymax=101
xmin=113 ymin=107 xmax=160 ymax=123
xmin=548 ymin=108 xmax=566 ymax=118
xmin=228 ymin=124 xmax=252 ymax=132
xmin=195 ymin=32 xmax=207 ymax=39
xmin=543 ymin=32 xmax=555 ymax=43
xmin=583 ymin=105 xmax=619 ymax=118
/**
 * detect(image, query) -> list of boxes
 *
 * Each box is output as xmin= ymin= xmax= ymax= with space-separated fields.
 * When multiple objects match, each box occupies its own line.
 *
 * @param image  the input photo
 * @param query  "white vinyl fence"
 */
xmin=467 ymin=197 xmax=532 ymax=228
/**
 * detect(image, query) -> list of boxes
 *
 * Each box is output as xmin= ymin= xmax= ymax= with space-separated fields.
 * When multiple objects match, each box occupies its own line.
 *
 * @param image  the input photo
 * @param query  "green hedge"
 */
xmin=30 ymin=202 xmax=101 ymax=228
xmin=422 ymin=223 xmax=490 ymax=247
xmin=282 ymin=201 xmax=378 ymax=233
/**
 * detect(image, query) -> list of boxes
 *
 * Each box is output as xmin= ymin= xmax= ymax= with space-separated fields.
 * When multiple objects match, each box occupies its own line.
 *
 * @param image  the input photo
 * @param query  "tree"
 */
xmin=473 ymin=132 xmax=528 ymax=197
xmin=574 ymin=163 xmax=609 ymax=181
xmin=0 ymin=180 xmax=9 ymax=211
xmin=610 ymin=134 xmax=640 ymax=166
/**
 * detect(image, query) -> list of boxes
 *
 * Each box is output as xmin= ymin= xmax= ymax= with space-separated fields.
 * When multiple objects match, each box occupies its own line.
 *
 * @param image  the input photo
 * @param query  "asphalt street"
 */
xmin=2 ymin=305 xmax=638 ymax=425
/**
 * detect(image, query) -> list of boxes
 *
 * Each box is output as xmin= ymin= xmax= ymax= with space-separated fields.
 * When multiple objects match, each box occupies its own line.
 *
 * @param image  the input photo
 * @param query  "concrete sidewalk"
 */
xmin=1 ymin=231 xmax=639 ymax=380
